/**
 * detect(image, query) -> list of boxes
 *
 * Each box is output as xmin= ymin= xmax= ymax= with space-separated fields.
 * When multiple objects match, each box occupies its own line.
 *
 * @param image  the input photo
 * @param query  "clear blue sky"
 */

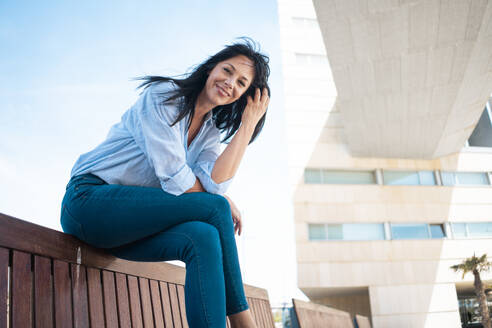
xmin=0 ymin=0 xmax=306 ymax=306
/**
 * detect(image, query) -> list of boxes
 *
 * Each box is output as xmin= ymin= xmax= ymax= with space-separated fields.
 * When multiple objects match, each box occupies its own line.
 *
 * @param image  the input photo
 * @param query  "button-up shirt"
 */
xmin=70 ymin=81 xmax=232 ymax=196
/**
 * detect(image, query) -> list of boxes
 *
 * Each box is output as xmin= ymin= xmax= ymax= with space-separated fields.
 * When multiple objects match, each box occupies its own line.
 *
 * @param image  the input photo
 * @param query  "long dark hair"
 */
xmin=136 ymin=37 xmax=270 ymax=144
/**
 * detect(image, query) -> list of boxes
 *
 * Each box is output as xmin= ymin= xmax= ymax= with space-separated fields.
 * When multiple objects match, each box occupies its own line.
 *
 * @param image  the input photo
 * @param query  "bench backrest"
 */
xmin=0 ymin=213 xmax=275 ymax=327
xmin=292 ymin=298 xmax=354 ymax=328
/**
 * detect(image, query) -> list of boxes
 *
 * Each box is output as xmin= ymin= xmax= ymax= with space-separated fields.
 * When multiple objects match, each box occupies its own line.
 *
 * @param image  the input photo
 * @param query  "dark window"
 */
xmin=430 ymin=224 xmax=445 ymax=238
xmin=468 ymin=105 xmax=492 ymax=147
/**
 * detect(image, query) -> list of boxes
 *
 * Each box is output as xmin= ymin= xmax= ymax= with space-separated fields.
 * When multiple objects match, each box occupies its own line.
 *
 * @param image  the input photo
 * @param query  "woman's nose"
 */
xmin=224 ymin=78 xmax=233 ymax=89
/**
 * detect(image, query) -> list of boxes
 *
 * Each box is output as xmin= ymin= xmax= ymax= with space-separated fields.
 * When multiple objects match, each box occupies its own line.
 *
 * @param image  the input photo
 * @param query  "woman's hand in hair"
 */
xmin=242 ymin=87 xmax=269 ymax=128
xmin=223 ymin=195 xmax=242 ymax=236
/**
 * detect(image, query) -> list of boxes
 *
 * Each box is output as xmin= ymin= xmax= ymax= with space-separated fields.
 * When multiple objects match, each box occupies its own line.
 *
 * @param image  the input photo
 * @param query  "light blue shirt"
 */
xmin=71 ymin=81 xmax=232 ymax=196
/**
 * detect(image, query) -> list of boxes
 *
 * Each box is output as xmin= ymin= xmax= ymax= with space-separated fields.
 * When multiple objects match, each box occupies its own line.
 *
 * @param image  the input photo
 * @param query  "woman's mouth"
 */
xmin=216 ymin=85 xmax=230 ymax=97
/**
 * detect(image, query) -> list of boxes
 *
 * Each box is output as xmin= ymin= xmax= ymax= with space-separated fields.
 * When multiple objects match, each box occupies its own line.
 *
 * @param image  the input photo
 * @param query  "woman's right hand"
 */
xmin=241 ymin=87 xmax=269 ymax=127
xmin=223 ymin=195 xmax=242 ymax=236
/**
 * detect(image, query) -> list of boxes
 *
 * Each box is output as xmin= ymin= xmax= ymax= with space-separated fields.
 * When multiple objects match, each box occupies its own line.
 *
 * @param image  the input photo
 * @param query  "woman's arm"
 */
xmin=184 ymin=176 xmax=206 ymax=193
xmin=211 ymin=122 xmax=256 ymax=183
xmin=211 ymin=87 xmax=269 ymax=183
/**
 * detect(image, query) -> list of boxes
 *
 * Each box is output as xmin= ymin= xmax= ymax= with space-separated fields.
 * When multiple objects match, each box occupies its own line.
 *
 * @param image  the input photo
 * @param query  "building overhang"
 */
xmin=313 ymin=0 xmax=492 ymax=159
xmin=300 ymin=286 xmax=369 ymax=299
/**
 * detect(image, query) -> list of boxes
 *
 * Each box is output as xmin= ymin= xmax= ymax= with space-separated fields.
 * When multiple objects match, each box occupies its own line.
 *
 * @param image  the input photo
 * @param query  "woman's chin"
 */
xmin=214 ymin=98 xmax=232 ymax=107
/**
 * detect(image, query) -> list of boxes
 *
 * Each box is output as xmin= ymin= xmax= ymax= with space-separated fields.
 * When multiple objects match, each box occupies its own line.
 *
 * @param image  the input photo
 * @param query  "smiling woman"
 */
xmin=60 ymin=38 xmax=270 ymax=328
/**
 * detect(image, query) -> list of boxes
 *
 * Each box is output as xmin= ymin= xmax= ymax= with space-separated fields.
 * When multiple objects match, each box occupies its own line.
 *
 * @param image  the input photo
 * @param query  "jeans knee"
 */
xmin=209 ymin=194 xmax=231 ymax=215
xmin=182 ymin=222 xmax=223 ymax=263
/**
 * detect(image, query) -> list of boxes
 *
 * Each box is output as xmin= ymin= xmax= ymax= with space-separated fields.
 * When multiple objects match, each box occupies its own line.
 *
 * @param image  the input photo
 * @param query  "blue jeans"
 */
xmin=60 ymin=173 xmax=249 ymax=327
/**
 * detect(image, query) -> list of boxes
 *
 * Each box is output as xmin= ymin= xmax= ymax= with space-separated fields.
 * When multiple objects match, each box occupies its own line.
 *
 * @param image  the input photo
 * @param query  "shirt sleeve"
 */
xmin=124 ymin=82 xmax=196 ymax=196
xmin=192 ymin=134 xmax=233 ymax=195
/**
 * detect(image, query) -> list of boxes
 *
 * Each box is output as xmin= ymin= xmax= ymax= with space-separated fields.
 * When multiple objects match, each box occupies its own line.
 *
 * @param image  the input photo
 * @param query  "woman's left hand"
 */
xmin=223 ymin=195 xmax=242 ymax=236
xmin=242 ymin=87 xmax=270 ymax=127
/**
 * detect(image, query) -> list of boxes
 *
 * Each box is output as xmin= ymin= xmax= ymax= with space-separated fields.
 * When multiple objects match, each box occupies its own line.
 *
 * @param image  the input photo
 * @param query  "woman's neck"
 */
xmin=194 ymin=89 xmax=214 ymax=119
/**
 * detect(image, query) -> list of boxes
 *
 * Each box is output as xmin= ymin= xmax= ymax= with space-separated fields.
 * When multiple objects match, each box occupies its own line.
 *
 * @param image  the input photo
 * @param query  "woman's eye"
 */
xmin=238 ymin=81 xmax=245 ymax=87
xmin=223 ymin=67 xmax=230 ymax=73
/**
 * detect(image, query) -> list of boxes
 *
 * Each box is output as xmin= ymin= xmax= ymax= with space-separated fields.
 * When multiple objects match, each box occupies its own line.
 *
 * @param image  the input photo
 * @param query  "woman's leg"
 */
xmin=61 ymin=175 xmax=248 ymax=316
xmin=109 ymin=221 xmax=226 ymax=328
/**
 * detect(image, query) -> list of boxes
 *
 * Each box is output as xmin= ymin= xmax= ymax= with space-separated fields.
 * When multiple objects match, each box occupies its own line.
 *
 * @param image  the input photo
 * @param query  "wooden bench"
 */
xmin=292 ymin=299 xmax=372 ymax=328
xmin=0 ymin=213 xmax=275 ymax=327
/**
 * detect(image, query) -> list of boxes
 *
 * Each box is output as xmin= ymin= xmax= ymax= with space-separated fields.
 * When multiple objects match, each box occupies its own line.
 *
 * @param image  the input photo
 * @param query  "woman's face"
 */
xmin=203 ymin=55 xmax=255 ymax=106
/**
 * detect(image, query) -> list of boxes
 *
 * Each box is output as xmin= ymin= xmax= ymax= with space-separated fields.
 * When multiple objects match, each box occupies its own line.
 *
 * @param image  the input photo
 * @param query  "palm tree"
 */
xmin=451 ymin=254 xmax=491 ymax=328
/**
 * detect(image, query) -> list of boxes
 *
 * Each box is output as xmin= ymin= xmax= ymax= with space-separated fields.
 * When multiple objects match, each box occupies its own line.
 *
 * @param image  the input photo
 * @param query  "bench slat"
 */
xmin=259 ymin=299 xmax=271 ymax=327
xmin=159 ymin=281 xmax=174 ymax=328
xmin=253 ymin=299 xmax=263 ymax=326
xmin=176 ymin=284 xmax=189 ymax=328
xmin=168 ymin=283 xmax=183 ymax=328
xmin=262 ymin=300 xmax=272 ymax=327
xmin=12 ymin=251 xmax=32 ymax=326
xmin=0 ymin=248 xmax=9 ymax=328
xmin=266 ymin=300 xmax=276 ymax=327
xmin=150 ymin=279 xmax=165 ymax=328
xmin=246 ymin=296 xmax=275 ymax=328
xmin=53 ymin=260 xmax=73 ymax=327
xmin=115 ymin=272 xmax=132 ymax=328
xmin=254 ymin=298 xmax=268 ymax=327
xmin=34 ymin=256 xmax=53 ymax=327
xmin=87 ymin=267 xmax=105 ymax=327
xmin=128 ymin=275 xmax=144 ymax=328
xmin=246 ymin=297 xmax=257 ymax=324
xmin=249 ymin=298 xmax=260 ymax=326
xmin=139 ymin=277 xmax=154 ymax=327
xmin=102 ymin=270 xmax=119 ymax=328
xmin=259 ymin=299 xmax=270 ymax=327
xmin=0 ymin=247 xmax=9 ymax=328
xmin=71 ymin=263 xmax=90 ymax=328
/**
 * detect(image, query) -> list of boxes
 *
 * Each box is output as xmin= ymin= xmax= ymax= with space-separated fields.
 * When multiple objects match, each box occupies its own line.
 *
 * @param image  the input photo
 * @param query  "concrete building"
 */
xmin=276 ymin=0 xmax=492 ymax=327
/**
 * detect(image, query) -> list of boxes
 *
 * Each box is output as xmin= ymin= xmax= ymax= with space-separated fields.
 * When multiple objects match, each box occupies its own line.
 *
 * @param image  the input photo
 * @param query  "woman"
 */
xmin=60 ymin=38 xmax=270 ymax=328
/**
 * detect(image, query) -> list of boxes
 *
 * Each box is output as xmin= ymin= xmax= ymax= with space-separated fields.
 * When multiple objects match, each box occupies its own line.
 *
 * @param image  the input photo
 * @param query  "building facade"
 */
xmin=277 ymin=0 xmax=492 ymax=327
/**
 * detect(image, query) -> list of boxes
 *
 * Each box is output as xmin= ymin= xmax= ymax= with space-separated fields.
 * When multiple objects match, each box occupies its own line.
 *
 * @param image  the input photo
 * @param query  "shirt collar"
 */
xmin=204 ymin=110 xmax=214 ymax=124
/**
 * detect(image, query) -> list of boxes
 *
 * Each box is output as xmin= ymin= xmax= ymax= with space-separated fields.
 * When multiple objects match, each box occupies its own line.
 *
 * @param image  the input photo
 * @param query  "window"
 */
xmin=305 ymin=168 xmax=491 ymax=186
xmin=383 ymin=170 xmax=436 ymax=186
xmin=304 ymin=169 xmax=323 ymax=184
xmin=420 ymin=171 xmax=437 ymax=185
xmin=441 ymin=172 xmax=490 ymax=186
xmin=429 ymin=224 xmax=445 ymax=238
xmin=451 ymin=223 xmax=467 ymax=238
xmin=304 ymin=169 xmax=376 ymax=184
xmin=308 ymin=223 xmax=385 ymax=241
xmin=390 ymin=223 xmax=446 ymax=240
xmin=467 ymin=223 xmax=492 ymax=238
xmin=326 ymin=224 xmax=343 ymax=240
xmin=308 ymin=222 xmax=492 ymax=241
xmin=391 ymin=224 xmax=429 ymax=239
xmin=304 ymin=169 xmax=376 ymax=185
xmin=340 ymin=224 xmax=385 ymax=240
xmin=308 ymin=224 xmax=326 ymax=240
xmin=468 ymin=103 xmax=492 ymax=147
xmin=322 ymin=170 xmax=376 ymax=184
xmin=451 ymin=222 xmax=492 ymax=238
